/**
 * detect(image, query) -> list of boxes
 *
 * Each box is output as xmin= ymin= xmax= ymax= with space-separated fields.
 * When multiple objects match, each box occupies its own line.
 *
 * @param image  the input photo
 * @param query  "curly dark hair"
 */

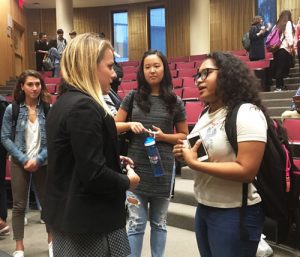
xmin=13 ymin=70 xmax=51 ymax=104
xmin=205 ymin=52 xmax=268 ymax=118
xmin=135 ymin=50 xmax=177 ymax=114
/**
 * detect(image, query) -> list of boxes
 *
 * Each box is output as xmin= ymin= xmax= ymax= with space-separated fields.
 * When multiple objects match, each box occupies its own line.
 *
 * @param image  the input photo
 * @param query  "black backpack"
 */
xmin=0 ymin=97 xmax=9 ymax=158
xmin=242 ymin=32 xmax=250 ymax=52
xmin=224 ymin=104 xmax=300 ymax=243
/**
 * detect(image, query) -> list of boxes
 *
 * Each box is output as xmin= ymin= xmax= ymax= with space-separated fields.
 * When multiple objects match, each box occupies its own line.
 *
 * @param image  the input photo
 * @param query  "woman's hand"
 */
xmin=148 ymin=125 xmax=165 ymax=141
xmin=182 ymin=139 xmax=202 ymax=166
xmin=120 ymin=156 xmax=134 ymax=169
xmin=173 ymin=139 xmax=186 ymax=162
xmin=127 ymin=168 xmax=140 ymax=190
xmin=24 ymin=159 xmax=39 ymax=172
xmin=130 ymin=122 xmax=147 ymax=134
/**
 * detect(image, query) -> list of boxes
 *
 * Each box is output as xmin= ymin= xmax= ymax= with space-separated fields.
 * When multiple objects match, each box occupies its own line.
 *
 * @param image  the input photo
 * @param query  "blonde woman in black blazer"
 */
xmin=42 ymin=33 xmax=140 ymax=257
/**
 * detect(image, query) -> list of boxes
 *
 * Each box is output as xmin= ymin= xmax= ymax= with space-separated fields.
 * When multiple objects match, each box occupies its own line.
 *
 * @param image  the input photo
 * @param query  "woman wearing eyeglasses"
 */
xmin=115 ymin=50 xmax=188 ymax=257
xmin=173 ymin=52 xmax=267 ymax=257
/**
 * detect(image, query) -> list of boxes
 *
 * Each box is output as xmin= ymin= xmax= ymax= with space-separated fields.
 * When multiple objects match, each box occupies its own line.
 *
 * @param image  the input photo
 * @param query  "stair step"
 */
xmin=265 ymin=106 xmax=289 ymax=116
xmin=168 ymin=202 xmax=196 ymax=231
xmin=172 ymin=177 xmax=196 ymax=206
xmin=260 ymin=90 xmax=296 ymax=99
xmin=263 ymin=98 xmax=291 ymax=108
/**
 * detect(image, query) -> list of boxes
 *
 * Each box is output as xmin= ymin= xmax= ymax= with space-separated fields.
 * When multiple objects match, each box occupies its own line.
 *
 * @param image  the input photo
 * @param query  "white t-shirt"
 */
xmin=191 ymin=103 xmax=267 ymax=208
xmin=26 ymin=119 xmax=41 ymax=160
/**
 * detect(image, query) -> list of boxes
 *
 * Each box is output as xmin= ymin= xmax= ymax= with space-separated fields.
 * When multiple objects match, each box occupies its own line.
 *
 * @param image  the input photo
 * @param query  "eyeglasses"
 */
xmin=193 ymin=68 xmax=219 ymax=82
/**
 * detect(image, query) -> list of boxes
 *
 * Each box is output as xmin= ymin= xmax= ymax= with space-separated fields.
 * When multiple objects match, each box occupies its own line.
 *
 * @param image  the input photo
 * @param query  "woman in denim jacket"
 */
xmin=1 ymin=70 xmax=52 ymax=257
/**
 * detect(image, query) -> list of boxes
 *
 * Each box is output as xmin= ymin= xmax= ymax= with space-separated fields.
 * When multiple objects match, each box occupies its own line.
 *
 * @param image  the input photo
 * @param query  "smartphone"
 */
xmin=187 ymin=132 xmax=209 ymax=161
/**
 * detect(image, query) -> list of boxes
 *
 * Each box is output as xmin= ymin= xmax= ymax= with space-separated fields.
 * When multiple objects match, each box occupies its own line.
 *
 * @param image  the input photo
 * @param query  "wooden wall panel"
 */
xmin=127 ymin=4 xmax=148 ymax=61
xmin=24 ymin=1 xmax=191 ymax=67
xmin=277 ymin=0 xmax=300 ymax=23
xmin=210 ymin=0 xmax=254 ymax=51
xmin=165 ymin=0 xmax=190 ymax=57
xmin=25 ymin=10 xmax=41 ymax=70
xmin=0 ymin=0 xmax=27 ymax=85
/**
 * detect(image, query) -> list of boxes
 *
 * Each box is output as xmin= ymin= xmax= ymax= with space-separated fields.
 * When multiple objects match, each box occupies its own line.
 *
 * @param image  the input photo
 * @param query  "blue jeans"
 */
xmin=195 ymin=203 xmax=264 ymax=257
xmin=127 ymin=191 xmax=170 ymax=257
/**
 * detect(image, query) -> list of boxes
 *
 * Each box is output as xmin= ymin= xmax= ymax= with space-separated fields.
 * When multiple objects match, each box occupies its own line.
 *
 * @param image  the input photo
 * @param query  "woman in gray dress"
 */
xmin=115 ymin=50 xmax=188 ymax=257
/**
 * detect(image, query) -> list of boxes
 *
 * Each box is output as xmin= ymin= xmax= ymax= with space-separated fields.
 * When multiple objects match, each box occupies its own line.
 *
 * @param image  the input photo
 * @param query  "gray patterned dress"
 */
xmin=121 ymin=91 xmax=186 ymax=197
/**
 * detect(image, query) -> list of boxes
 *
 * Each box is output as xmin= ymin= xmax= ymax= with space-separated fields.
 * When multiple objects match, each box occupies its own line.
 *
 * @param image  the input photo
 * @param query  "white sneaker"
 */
xmin=24 ymin=217 xmax=28 ymax=226
xmin=48 ymin=241 xmax=53 ymax=257
xmin=13 ymin=250 xmax=24 ymax=257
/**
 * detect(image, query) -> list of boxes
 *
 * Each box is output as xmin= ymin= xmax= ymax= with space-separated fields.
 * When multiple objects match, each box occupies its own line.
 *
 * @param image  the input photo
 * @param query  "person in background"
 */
xmin=69 ymin=30 xmax=77 ymax=39
xmin=249 ymin=16 xmax=271 ymax=61
xmin=1 ymin=70 xmax=52 ymax=257
xmin=294 ymin=17 xmax=300 ymax=70
xmin=48 ymin=39 xmax=61 ymax=78
xmin=115 ymin=50 xmax=188 ymax=257
xmin=273 ymin=10 xmax=295 ymax=91
xmin=42 ymin=33 xmax=140 ymax=257
xmin=34 ymin=32 xmax=48 ymax=71
xmin=55 ymin=29 xmax=67 ymax=56
xmin=0 ymin=95 xmax=9 ymax=236
xmin=173 ymin=52 xmax=267 ymax=257
xmin=281 ymin=86 xmax=300 ymax=121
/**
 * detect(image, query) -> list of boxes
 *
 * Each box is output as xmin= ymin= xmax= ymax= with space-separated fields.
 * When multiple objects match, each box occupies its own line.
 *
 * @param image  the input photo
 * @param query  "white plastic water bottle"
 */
xmin=144 ymin=137 xmax=164 ymax=177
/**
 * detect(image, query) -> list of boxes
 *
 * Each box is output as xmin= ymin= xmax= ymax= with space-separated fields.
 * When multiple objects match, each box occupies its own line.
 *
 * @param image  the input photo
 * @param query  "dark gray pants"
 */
xmin=10 ymin=161 xmax=47 ymax=240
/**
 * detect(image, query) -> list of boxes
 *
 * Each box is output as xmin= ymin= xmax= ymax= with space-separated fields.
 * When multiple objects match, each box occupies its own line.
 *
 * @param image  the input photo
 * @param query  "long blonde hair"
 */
xmin=60 ymin=33 xmax=113 ymax=114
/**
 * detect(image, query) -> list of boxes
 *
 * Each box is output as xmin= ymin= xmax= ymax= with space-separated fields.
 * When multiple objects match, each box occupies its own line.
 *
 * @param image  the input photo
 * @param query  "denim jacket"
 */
xmin=1 ymin=101 xmax=47 ymax=166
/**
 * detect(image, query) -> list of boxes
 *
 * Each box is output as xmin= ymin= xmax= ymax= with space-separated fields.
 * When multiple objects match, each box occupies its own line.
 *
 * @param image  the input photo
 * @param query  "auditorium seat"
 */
xmin=123 ymin=66 xmax=138 ymax=73
xmin=175 ymin=62 xmax=195 ymax=69
xmin=168 ymin=56 xmax=189 ymax=63
xmin=173 ymin=88 xmax=183 ymax=98
xmin=122 ymin=73 xmax=137 ymax=81
xmin=168 ymin=63 xmax=176 ymax=70
xmin=177 ymin=68 xmax=197 ymax=78
xmin=46 ymin=84 xmax=56 ymax=94
xmin=5 ymin=159 xmax=10 ymax=181
xmin=182 ymin=77 xmax=196 ymax=88
xmin=120 ymin=81 xmax=138 ymax=91
xmin=185 ymin=101 xmax=205 ymax=130
xmin=231 ymin=49 xmax=247 ymax=56
xmin=170 ymin=69 xmax=178 ymax=78
xmin=189 ymin=54 xmax=207 ymax=62
xmin=236 ymin=55 xmax=249 ymax=62
xmin=5 ymin=95 xmax=13 ymax=102
xmin=50 ymin=94 xmax=58 ymax=104
xmin=118 ymin=90 xmax=131 ymax=100
xmin=172 ymin=78 xmax=183 ymax=88
xmin=120 ymin=60 xmax=139 ymax=67
xmin=182 ymin=87 xmax=199 ymax=101
xmin=282 ymin=118 xmax=300 ymax=143
xmin=294 ymin=158 xmax=300 ymax=170
xmin=44 ymin=77 xmax=61 ymax=85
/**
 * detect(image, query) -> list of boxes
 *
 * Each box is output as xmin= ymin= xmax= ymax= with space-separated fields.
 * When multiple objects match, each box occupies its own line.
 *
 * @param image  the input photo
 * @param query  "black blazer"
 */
xmin=249 ymin=24 xmax=269 ymax=61
xmin=42 ymin=87 xmax=130 ymax=234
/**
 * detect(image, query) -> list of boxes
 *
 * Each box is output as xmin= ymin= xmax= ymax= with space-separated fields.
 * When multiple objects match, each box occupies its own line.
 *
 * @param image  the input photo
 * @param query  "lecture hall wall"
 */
xmin=0 ymin=0 xmax=299 ymax=86
xmin=0 ymin=0 xmax=27 ymax=85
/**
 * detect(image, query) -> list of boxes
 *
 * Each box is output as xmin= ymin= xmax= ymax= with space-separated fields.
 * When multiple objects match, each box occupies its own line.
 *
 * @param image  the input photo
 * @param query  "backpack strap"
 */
xmin=273 ymin=119 xmax=291 ymax=193
xmin=224 ymin=103 xmax=249 ymax=241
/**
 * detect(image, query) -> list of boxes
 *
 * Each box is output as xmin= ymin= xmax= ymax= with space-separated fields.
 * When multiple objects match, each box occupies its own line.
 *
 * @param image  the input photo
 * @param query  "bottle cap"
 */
xmin=144 ymin=136 xmax=155 ymax=146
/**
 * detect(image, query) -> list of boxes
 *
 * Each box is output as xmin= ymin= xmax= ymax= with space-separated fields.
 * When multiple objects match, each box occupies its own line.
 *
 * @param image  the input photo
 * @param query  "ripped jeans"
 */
xmin=126 ymin=191 xmax=170 ymax=257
